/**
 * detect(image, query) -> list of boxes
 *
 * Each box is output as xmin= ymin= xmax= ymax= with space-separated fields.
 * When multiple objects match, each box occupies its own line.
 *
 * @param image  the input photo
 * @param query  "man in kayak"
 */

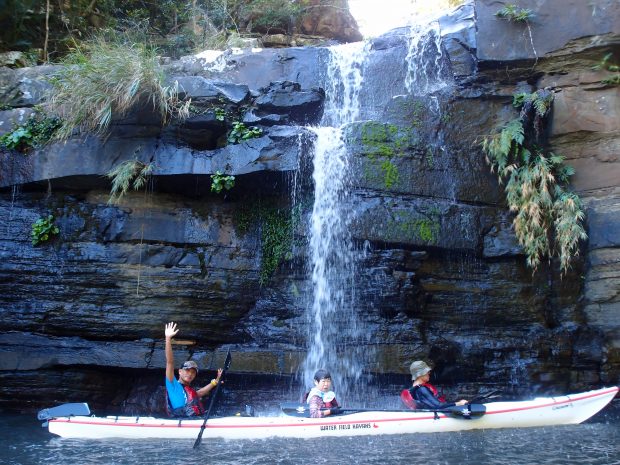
xmin=164 ymin=321 xmax=223 ymax=417
xmin=403 ymin=360 xmax=468 ymax=410
xmin=307 ymin=369 xmax=342 ymax=418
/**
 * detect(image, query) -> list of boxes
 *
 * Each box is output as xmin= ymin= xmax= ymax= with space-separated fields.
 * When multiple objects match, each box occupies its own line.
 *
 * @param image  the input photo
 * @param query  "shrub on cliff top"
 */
xmin=46 ymin=34 xmax=189 ymax=140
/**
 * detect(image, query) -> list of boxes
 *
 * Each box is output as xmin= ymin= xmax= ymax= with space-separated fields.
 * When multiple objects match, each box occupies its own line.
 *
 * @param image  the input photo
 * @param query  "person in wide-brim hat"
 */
xmin=401 ymin=360 xmax=468 ymax=410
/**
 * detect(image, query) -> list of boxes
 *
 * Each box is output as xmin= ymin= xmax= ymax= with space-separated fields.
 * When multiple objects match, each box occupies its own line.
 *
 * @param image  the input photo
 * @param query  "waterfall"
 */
xmin=300 ymin=18 xmax=454 ymax=403
xmin=301 ymin=41 xmax=369 ymax=403
xmin=405 ymin=21 xmax=451 ymax=96
xmin=404 ymin=20 xmax=458 ymax=202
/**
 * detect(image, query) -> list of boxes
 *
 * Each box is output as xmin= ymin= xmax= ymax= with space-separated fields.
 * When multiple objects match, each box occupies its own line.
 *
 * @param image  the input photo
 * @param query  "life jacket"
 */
xmin=400 ymin=389 xmax=417 ymax=409
xmin=166 ymin=384 xmax=205 ymax=417
xmin=406 ymin=383 xmax=446 ymax=406
xmin=422 ymin=382 xmax=446 ymax=402
xmin=304 ymin=389 xmax=339 ymax=408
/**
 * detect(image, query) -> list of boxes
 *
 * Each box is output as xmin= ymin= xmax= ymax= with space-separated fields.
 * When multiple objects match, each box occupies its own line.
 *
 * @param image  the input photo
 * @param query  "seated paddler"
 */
xmin=306 ymin=369 xmax=342 ymax=418
xmin=164 ymin=321 xmax=223 ymax=417
xmin=402 ymin=360 xmax=468 ymax=410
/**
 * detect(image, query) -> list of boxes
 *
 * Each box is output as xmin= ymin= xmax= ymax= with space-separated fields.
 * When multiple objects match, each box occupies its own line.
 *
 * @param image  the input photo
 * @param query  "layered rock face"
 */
xmin=0 ymin=0 xmax=618 ymax=414
xmin=235 ymin=0 xmax=363 ymax=47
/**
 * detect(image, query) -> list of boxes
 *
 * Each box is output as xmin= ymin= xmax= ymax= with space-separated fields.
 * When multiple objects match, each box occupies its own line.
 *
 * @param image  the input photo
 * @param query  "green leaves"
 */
xmin=0 ymin=127 xmax=33 ymax=151
xmin=481 ymin=91 xmax=587 ymax=274
xmin=106 ymin=159 xmax=154 ymax=204
xmin=495 ymin=4 xmax=534 ymax=22
xmin=31 ymin=215 xmax=60 ymax=246
xmin=210 ymin=171 xmax=235 ymax=194
xmin=593 ymin=53 xmax=620 ymax=86
xmin=227 ymin=122 xmax=263 ymax=144
xmin=0 ymin=112 xmax=61 ymax=152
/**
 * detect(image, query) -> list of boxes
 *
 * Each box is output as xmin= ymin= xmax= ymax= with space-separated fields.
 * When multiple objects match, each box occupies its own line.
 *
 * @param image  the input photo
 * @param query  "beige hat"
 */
xmin=410 ymin=360 xmax=431 ymax=380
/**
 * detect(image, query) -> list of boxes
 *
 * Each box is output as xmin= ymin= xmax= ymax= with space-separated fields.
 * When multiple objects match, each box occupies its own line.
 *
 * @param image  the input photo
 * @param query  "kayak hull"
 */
xmin=47 ymin=386 xmax=618 ymax=439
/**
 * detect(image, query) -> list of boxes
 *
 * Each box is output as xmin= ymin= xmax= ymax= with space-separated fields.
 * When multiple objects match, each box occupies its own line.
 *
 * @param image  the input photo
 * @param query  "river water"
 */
xmin=2 ymin=407 xmax=619 ymax=465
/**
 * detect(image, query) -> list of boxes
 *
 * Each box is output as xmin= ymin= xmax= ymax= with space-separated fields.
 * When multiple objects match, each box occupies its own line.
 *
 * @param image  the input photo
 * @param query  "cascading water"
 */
xmin=300 ymin=16 xmax=457 ymax=404
xmin=301 ymin=42 xmax=369 ymax=403
xmin=405 ymin=21 xmax=451 ymax=96
xmin=404 ymin=19 xmax=459 ymax=202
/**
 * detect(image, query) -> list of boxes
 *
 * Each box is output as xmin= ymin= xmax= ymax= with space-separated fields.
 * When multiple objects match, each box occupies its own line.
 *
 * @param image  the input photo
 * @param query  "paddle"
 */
xmin=192 ymin=349 xmax=232 ymax=449
xmin=37 ymin=402 xmax=91 ymax=421
xmin=280 ymin=402 xmax=485 ymax=418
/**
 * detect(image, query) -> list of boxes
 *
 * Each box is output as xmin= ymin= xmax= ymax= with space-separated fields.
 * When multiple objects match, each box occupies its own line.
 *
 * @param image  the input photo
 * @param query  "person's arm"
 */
xmin=415 ymin=385 xmax=454 ymax=409
xmin=164 ymin=322 xmax=179 ymax=382
xmin=309 ymin=395 xmax=328 ymax=418
xmin=196 ymin=368 xmax=224 ymax=398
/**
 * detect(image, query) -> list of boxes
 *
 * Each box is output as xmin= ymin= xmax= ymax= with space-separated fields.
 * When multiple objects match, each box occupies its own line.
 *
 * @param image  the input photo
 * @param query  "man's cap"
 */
xmin=181 ymin=360 xmax=199 ymax=373
xmin=410 ymin=360 xmax=431 ymax=380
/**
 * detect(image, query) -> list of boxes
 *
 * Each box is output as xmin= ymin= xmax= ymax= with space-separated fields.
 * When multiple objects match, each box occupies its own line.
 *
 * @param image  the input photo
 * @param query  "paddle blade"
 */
xmin=37 ymin=403 xmax=90 ymax=420
xmin=280 ymin=402 xmax=310 ymax=417
xmin=448 ymin=403 xmax=486 ymax=418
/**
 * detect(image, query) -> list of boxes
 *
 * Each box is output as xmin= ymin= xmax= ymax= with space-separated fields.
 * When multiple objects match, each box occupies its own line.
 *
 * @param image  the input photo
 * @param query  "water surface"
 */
xmin=2 ymin=411 xmax=619 ymax=465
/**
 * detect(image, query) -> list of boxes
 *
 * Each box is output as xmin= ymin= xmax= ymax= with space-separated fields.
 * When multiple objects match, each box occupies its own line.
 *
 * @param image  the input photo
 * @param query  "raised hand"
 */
xmin=165 ymin=322 xmax=179 ymax=338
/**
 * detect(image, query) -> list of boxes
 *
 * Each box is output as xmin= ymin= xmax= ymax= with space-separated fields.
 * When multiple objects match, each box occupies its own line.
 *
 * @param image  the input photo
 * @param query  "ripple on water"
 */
xmin=1 ymin=415 xmax=619 ymax=465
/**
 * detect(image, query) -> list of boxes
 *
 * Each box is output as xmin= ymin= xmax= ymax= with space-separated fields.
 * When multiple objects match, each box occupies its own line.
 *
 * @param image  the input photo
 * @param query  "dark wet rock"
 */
xmin=253 ymin=81 xmax=325 ymax=125
xmin=175 ymin=77 xmax=250 ymax=104
xmin=439 ymin=2 xmax=477 ymax=78
xmin=169 ymin=47 xmax=326 ymax=94
xmin=0 ymin=0 xmax=619 ymax=413
xmin=0 ymin=65 xmax=58 ymax=107
xmin=474 ymin=0 xmax=620 ymax=62
xmin=0 ymin=108 xmax=35 ymax=136
xmin=482 ymin=219 xmax=523 ymax=258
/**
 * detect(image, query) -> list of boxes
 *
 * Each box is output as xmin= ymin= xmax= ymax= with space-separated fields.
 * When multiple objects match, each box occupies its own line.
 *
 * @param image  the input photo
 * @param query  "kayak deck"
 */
xmin=46 ymin=386 xmax=618 ymax=440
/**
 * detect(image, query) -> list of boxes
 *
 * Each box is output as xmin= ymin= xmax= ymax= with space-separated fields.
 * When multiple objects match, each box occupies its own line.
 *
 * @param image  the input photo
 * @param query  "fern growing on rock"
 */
xmin=106 ymin=159 xmax=154 ymax=204
xmin=482 ymin=89 xmax=587 ymax=274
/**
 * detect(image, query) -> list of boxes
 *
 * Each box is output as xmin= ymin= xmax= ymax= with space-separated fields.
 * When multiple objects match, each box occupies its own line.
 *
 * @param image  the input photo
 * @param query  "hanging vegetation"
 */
xmin=46 ymin=34 xmax=190 ymax=140
xmin=481 ymin=89 xmax=587 ymax=274
xmin=106 ymin=159 xmax=154 ymax=204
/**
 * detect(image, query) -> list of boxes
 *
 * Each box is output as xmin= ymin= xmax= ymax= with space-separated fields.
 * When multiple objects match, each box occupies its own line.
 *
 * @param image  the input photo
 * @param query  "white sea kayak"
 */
xmin=39 ymin=386 xmax=618 ymax=440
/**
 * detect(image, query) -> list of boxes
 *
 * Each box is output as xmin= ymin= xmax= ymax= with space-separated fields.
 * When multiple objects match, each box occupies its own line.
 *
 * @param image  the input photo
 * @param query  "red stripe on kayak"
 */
xmin=49 ymin=387 xmax=618 ymax=430
xmin=49 ymin=414 xmax=443 ymax=429
xmin=485 ymin=386 xmax=619 ymax=415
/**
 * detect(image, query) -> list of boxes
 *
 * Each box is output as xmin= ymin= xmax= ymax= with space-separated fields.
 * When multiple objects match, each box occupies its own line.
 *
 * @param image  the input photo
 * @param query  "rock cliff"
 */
xmin=0 ymin=0 xmax=618 ymax=413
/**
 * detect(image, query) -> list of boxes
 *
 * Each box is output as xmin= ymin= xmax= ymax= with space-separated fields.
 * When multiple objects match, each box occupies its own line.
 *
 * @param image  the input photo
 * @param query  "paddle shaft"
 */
xmin=192 ymin=350 xmax=232 ymax=449
xmin=469 ymin=389 xmax=502 ymax=404
xmin=280 ymin=403 xmax=485 ymax=417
